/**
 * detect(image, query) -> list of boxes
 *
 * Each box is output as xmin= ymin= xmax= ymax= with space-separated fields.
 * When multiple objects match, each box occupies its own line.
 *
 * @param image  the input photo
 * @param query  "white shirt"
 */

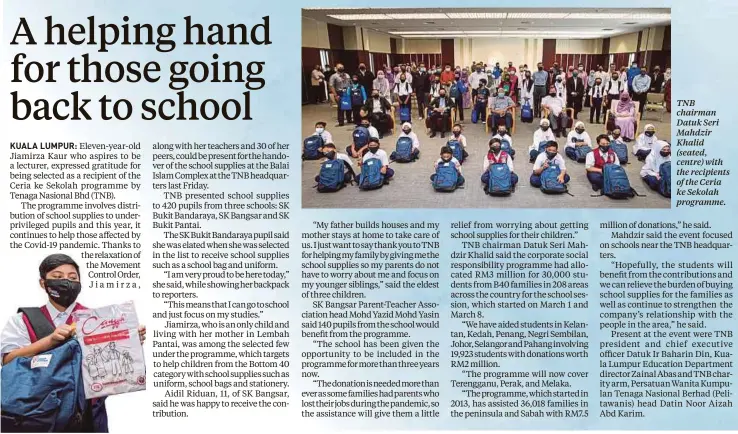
xmin=492 ymin=134 xmax=513 ymax=147
xmin=430 ymin=83 xmax=443 ymax=98
xmin=483 ymin=151 xmax=515 ymax=173
xmin=585 ymin=149 xmax=620 ymax=170
xmin=434 ymin=157 xmax=462 ymax=172
xmin=554 ymin=81 xmax=566 ymax=102
xmin=533 ymin=152 xmax=567 ymax=172
xmin=366 ymin=126 xmax=379 ymax=140
xmin=588 ymin=83 xmax=605 ymax=99
xmin=541 ymin=96 xmax=565 ymax=116
xmin=565 ymin=130 xmax=592 ymax=148
xmin=609 ymin=135 xmax=625 ymax=145
xmin=398 ymin=131 xmax=421 ymax=150
xmin=371 ymin=99 xmax=383 ymax=113
xmin=606 ymin=78 xmax=624 ymax=96
xmin=531 ymin=128 xmax=556 ymax=151
xmin=333 ymin=153 xmax=354 ymax=168
xmin=363 ymin=148 xmax=390 ymax=167
xmin=633 ymin=133 xmax=658 ymax=154
xmin=394 ymin=81 xmax=412 ymax=96
xmin=520 ymin=79 xmax=534 ymax=102
xmin=1 ymin=302 xmax=78 ymax=356
xmin=640 ymin=152 xmax=670 ymax=178
xmin=470 ymin=72 xmax=486 ymax=89
xmin=317 ymin=130 xmax=333 ymax=144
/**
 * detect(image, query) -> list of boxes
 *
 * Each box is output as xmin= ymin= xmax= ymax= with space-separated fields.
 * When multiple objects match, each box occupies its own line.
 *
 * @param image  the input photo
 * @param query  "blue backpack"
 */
xmin=520 ymin=101 xmax=533 ymax=123
xmin=446 ymin=140 xmax=464 ymax=163
xmin=487 ymin=163 xmax=512 ymax=195
xmin=540 ymin=162 xmax=569 ymax=195
xmin=303 ymin=135 xmax=324 ymax=160
xmin=1 ymin=309 xmax=88 ymax=433
xmin=359 ymin=158 xmax=385 ymax=190
xmin=574 ymin=145 xmax=592 ymax=163
xmin=393 ymin=137 xmax=414 ymax=162
xmin=432 ymin=161 xmax=459 ymax=192
xmin=317 ymin=159 xmax=346 ymax=192
xmin=659 ymin=161 xmax=671 ymax=198
xmin=530 ymin=140 xmax=549 ymax=162
xmin=339 ymin=92 xmax=352 ymax=111
xmin=349 ymin=87 xmax=364 ymax=106
xmin=600 ymin=163 xmax=641 ymax=199
xmin=611 ymin=141 xmax=628 ymax=164
xmin=500 ymin=139 xmax=515 ymax=157
xmin=352 ymin=126 xmax=370 ymax=149
xmin=399 ymin=106 xmax=411 ymax=122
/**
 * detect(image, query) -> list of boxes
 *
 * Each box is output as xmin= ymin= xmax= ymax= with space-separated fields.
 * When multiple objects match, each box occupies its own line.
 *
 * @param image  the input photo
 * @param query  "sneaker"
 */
xmin=430 ymin=132 xmax=437 ymax=138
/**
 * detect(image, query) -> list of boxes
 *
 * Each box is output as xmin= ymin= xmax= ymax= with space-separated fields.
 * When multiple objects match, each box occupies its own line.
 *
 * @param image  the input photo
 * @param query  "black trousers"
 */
xmin=590 ymin=97 xmax=603 ymax=123
xmin=533 ymin=85 xmax=546 ymax=118
xmin=633 ymin=92 xmax=648 ymax=119
xmin=455 ymin=97 xmax=464 ymax=121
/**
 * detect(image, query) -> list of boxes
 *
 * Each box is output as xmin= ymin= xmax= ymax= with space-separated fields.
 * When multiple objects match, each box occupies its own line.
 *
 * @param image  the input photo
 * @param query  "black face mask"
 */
xmin=441 ymin=156 xmax=452 ymax=163
xmin=576 ymin=129 xmax=585 ymax=134
xmin=44 ymin=279 xmax=81 ymax=308
xmin=324 ymin=151 xmax=336 ymax=159
xmin=549 ymin=93 xmax=556 ymax=97
xmin=545 ymin=151 xmax=557 ymax=159
xmin=660 ymin=151 xmax=671 ymax=157
xmin=402 ymin=129 xmax=411 ymax=134
xmin=352 ymin=79 xmax=359 ymax=84
xmin=538 ymin=67 xmax=543 ymax=71
xmin=368 ymin=147 xmax=380 ymax=154
xmin=362 ymin=124 xmax=370 ymax=129
xmin=372 ymin=94 xmax=379 ymax=99
xmin=645 ymin=131 xmax=655 ymax=137
xmin=499 ymin=131 xmax=507 ymax=136
xmin=600 ymin=145 xmax=610 ymax=153
xmin=542 ymin=126 xmax=550 ymax=131
xmin=360 ymin=67 xmax=366 ymax=71
xmin=612 ymin=133 xmax=620 ymax=138
xmin=453 ymin=131 xmax=461 ymax=137
xmin=490 ymin=146 xmax=501 ymax=154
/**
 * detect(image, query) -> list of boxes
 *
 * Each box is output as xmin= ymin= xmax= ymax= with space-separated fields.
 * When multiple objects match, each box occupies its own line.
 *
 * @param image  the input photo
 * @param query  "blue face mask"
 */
xmin=600 ymin=145 xmax=610 ymax=152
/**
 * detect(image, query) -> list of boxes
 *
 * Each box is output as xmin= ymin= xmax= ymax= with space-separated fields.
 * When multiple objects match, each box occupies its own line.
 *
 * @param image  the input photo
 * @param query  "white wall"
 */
xmin=343 ymin=26 xmax=361 ymax=50
xmin=301 ymin=17 xmax=330 ymax=49
xmin=453 ymin=38 xmax=542 ymax=69
xmin=363 ymin=29 xmax=391 ymax=53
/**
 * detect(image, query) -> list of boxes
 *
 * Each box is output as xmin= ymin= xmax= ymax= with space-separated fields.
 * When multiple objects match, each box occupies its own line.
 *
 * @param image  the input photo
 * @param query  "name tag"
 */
xmin=31 ymin=354 xmax=53 ymax=369
xmin=367 ymin=161 xmax=374 ymax=166
xmin=325 ymin=164 xmax=332 ymax=168
xmin=443 ymin=162 xmax=450 ymax=167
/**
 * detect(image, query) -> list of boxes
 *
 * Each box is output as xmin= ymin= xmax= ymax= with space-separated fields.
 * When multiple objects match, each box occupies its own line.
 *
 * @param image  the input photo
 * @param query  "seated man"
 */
xmin=428 ymin=88 xmax=453 ymax=138
xmin=564 ymin=122 xmax=592 ymax=161
xmin=640 ymin=141 xmax=671 ymax=191
xmin=541 ymin=85 xmax=569 ymax=137
xmin=530 ymin=141 xmax=570 ymax=187
xmin=474 ymin=79 xmax=491 ymax=122
xmin=314 ymin=143 xmax=356 ymax=186
xmin=430 ymin=146 xmax=465 ymax=187
xmin=585 ymin=134 xmax=621 ymax=191
xmin=487 ymin=88 xmax=515 ymax=130
xmin=361 ymin=89 xmax=393 ymax=138
xmin=345 ymin=118 xmax=379 ymax=158
xmin=362 ymin=138 xmax=394 ymax=183
xmin=481 ymin=138 xmax=518 ymax=189
xmin=633 ymin=124 xmax=658 ymax=162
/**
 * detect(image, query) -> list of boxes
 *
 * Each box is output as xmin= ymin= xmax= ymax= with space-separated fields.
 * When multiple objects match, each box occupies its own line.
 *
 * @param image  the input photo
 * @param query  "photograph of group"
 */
xmin=301 ymin=7 xmax=671 ymax=209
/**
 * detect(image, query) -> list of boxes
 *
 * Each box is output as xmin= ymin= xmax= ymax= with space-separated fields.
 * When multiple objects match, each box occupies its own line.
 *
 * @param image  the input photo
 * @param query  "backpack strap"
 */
xmin=18 ymin=307 xmax=56 ymax=343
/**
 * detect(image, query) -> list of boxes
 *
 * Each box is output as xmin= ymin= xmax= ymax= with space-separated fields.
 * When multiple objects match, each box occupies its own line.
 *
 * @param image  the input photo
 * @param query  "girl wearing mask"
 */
xmin=481 ymin=138 xmax=518 ymax=191
xmin=520 ymin=70 xmax=534 ymax=108
xmin=373 ymin=71 xmax=391 ymax=100
xmin=610 ymin=92 xmax=636 ymax=141
xmin=449 ymin=73 xmax=468 ymax=121
xmin=606 ymin=73 xmax=626 ymax=108
xmin=640 ymin=141 xmax=671 ymax=194
xmin=588 ymin=77 xmax=606 ymax=124
xmin=585 ymin=70 xmax=596 ymax=108
xmin=392 ymin=122 xmax=421 ymax=161
xmin=633 ymin=124 xmax=658 ymax=161
xmin=529 ymin=118 xmax=556 ymax=161
xmin=565 ymin=121 xmax=593 ymax=161
xmin=461 ymin=69 xmax=472 ymax=109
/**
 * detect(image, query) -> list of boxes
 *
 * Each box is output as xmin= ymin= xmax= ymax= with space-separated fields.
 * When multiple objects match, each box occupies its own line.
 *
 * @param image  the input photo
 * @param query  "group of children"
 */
xmin=305 ymin=117 xmax=671 ymax=198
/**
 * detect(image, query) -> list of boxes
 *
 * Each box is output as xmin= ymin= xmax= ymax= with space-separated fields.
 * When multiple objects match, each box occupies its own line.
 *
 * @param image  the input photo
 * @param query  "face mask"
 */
xmin=316 ymin=127 xmax=324 ymax=134
xmin=360 ymin=67 xmax=366 ymax=71
xmin=372 ymin=94 xmax=379 ymax=99
xmin=352 ymin=79 xmax=359 ymax=84
xmin=377 ymin=74 xmax=384 ymax=79
xmin=612 ymin=133 xmax=620 ymax=138
xmin=573 ymin=72 xmax=578 ymax=77
xmin=402 ymin=129 xmax=411 ymax=134
xmin=600 ymin=145 xmax=610 ymax=152
xmin=445 ymin=67 xmax=451 ymax=71
xmin=491 ymin=146 xmax=501 ymax=153
xmin=660 ymin=150 xmax=671 ymax=157
xmin=498 ymin=92 xmax=505 ymax=97
xmin=546 ymin=151 xmax=557 ymax=159
xmin=324 ymin=151 xmax=336 ymax=159
xmin=337 ymin=68 xmax=344 ymax=72
xmin=579 ymin=67 xmax=584 ymax=71
xmin=439 ymin=93 xmax=446 ymax=98
xmin=538 ymin=67 xmax=543 ymax=71
xmin=453 ymin=131 xmax=461 ymax=136
xmin=44 ymin=279 xmax=81 ymax=308
xmin=362 ymin=124 xmax=370 ymax=129
xmin=499 ymin=131 xmax=507 ymax=136
xmin=368 ymin=146 xmax=380 ymax=153
xmin=441 ymin=156 xmax=452 ymax=162
xmin=645 ymin=131 xmax=655 ymax=137
xmin=401 ymin=78 xmax=406 ymax=82
xmin=542 ymin=126 xmax=550 ymax=131
xmin=613 ymin=76 xmax=619 ymax=80
xmin=420 ymin=68 xmax=426 ymax=72
xmin=549 ymin=93 xmax=556 ymax=97
xmin=556 ymin=78 xmax=562 ymax=82
xmin=576 ymin=128 xmax=584 ymax=134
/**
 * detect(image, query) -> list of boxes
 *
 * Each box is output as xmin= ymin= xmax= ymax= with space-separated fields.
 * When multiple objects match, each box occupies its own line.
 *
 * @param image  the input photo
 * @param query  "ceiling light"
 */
xmin=602 ymin=28 xmax=614 ymax=31
xmin=385 ymin=13 xmax=449 ymax=20
xmin=446 ymin=12 xmax=506 ymax=19
xmin=623 ymin=22 xmax=636 ymax=25
xmin=326 ymin=14 xmax=391 ymax=20
xmin=628 ymin=13 xmax=671 ymax=20
xmin=423 ymin=21 xmax=436 ymax=25
xmin=567 ymin=13 xmax=630 ymax=19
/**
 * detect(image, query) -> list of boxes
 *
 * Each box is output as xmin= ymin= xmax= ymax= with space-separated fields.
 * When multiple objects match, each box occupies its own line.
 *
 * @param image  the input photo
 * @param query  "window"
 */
xmin=628 ymin=53 xmax=636 ymax=65
xmin=319 ymin=50 xmax=330 ymax=69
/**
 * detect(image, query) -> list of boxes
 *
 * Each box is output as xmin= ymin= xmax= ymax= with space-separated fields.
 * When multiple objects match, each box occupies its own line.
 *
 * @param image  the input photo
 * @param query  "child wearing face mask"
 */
xmin=565 ymin=122 xmax=592 ymax=161
xmin=585 ymin=134 xmax=622 ymax=191
xmin=640 ymin=141 xmax=671 ymax=193
xmin=448 ymin=124 xmax=469 ymax=159
xmin=588 ymin=77 xmax=605 ymax=123
xmin=346 ymin=74 xmax=368 ymax=126
xmin=633 ymin=124 xmax=658 ymax=161
xmin=0 ymin=254 xmax=147 ymax=431
xmin=530 ymin=141 xmax=570 ymax=187
xmin=391 ymin=122 xmax=421 ymax=161
xmin=481 ymin=138 xmax=518 ymax=191
xmin=492 ymin=125 xmax=513 ymax=149
xmin=609 ymin=127 xmax=625 ymax=145
xmin=315 ymin=142 xmax=356 ymax=187
xmin=430 ymin=146 xmax=465 ymax=189
xmin=362 ymin=138 xmax=393 ymax=183
xmin=529 ymin=118 xmax=556 ymax=162
xmin=314 ymin=121 xmax=333 ymax=144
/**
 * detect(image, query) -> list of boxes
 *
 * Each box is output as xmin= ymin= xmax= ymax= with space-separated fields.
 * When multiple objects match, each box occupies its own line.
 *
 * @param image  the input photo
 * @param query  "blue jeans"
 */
xmin=481 ymin=171 xmax=519 ymax=185
xmin=642 ymin=175 xmax=659 ymax=191
xmin=490 ymin=112 xmax=513 ymax=129
xmin=530 ymin=173 xmax=570 ymax=187
xmin=587 ymin=172 xmax=604 ymax=190
xmin=565 ymin=147 xmax=579 ymax=160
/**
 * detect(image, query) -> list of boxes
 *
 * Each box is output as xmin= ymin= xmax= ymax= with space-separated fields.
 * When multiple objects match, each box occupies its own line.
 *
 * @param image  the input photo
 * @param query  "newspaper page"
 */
xmin=1 ymin=0 xmax=736 ymax=433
